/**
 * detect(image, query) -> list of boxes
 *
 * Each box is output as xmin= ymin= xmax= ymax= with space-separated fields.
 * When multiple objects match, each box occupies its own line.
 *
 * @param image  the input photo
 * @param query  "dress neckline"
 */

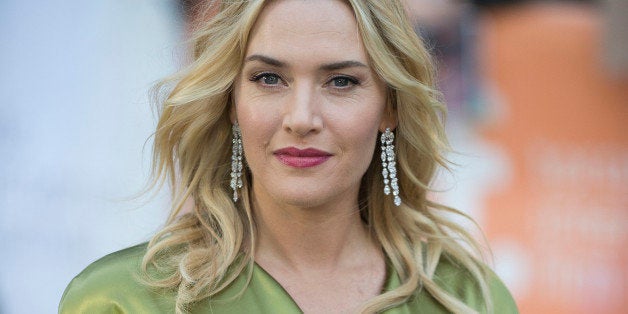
xmin=250 ymin=260 xmax=398 ymax=312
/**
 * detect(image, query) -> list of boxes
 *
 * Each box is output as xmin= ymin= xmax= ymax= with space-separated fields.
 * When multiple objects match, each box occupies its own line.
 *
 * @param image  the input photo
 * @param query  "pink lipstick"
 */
xmin=273 ymin=147 xmax=332 ymax=168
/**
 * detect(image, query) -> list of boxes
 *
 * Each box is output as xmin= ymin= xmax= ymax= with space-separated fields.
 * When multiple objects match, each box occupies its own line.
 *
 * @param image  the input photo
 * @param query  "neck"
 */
xmin=252 ymin=188 xmax=377 ymax=273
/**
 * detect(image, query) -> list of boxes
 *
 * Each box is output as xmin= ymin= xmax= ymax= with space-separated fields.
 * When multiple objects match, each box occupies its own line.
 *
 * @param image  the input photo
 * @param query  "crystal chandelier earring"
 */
xmin=381 ymin=128 xmax=401 ymax=206
xmin=230 ymin=122 xmax=243 ymax=202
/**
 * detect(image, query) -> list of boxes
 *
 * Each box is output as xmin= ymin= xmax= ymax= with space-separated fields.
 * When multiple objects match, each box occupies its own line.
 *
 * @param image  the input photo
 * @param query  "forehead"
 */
xmin=245 ymin=0 xmax=368 ymax=64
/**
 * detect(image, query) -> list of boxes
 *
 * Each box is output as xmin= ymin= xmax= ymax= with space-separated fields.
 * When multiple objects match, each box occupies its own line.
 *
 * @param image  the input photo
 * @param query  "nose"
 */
xmin=282 ymin=83 xmax=323 ymax=136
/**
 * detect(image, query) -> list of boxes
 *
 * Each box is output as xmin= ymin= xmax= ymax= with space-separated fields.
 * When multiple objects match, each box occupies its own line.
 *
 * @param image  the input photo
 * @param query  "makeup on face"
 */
xmin=273 ymin=147 xmax=333 ymax=168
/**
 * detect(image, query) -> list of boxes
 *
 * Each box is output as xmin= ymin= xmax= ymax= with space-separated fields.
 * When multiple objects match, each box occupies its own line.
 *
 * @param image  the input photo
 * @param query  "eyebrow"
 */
xmin=320 ymin=60 xmax=368 ymax=71
xmin=245 ymin=54 xmax=286 ymax=67
xmin=245 ymin=54 xmax=368 ymax=71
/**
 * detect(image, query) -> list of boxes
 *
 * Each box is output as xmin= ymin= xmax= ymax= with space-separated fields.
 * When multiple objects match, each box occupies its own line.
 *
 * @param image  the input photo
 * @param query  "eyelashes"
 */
xmin=328 ymin=76 xmax=359 ymax=88
xmin=248 ymin=72 xmax=361 ymax=90
xmin=249 ymin=72 xmax=285 ymax=87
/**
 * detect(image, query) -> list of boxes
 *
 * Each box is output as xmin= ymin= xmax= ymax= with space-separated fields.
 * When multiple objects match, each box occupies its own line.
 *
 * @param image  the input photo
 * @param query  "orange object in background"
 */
xmin=476 ymin=2 xmax=627 ymax=313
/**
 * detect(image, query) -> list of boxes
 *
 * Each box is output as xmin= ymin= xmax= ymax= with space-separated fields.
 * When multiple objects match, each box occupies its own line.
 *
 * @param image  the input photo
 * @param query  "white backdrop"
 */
xmin=0 ymin=1 xmax=183 ymax=313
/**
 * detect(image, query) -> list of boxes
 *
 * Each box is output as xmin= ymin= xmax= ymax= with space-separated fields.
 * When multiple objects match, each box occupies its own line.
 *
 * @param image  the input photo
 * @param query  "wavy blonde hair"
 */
xmin=142 ymin=0 xmax=491 ymax=313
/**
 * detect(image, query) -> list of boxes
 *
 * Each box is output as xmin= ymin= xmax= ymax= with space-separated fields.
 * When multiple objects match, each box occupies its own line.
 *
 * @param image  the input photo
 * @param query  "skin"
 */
xmin=232 ymin=0 xmax=395 ymax=312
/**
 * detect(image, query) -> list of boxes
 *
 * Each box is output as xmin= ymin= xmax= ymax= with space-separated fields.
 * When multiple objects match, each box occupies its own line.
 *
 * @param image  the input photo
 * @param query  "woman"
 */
xmin=60 ymin=1 xmax=518 ymax=313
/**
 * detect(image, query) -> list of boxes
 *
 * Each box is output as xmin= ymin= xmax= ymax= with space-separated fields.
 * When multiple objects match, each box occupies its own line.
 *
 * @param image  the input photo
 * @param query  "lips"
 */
xmin=273 ymin=147 xmax=332 ymax=168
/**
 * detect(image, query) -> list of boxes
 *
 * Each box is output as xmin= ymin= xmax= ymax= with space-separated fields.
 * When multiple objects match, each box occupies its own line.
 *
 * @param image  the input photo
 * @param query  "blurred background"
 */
xmin=0 ymin=0 xmax=625 ymax=313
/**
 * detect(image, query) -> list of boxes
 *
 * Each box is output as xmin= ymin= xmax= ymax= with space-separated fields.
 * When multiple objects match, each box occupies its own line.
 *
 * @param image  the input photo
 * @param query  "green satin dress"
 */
xmin=59 ymin=243 xmax=518 ymax=313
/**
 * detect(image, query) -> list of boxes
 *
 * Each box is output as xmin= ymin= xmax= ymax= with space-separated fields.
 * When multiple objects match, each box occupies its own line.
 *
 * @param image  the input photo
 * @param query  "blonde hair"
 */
xmin=142 ymin=0 xmax=491 ymax=313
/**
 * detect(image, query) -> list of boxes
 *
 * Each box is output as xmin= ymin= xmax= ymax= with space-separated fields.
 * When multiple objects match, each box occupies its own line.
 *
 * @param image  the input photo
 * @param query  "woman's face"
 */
xmin=233 ymin=0 xmax=390 ymax=209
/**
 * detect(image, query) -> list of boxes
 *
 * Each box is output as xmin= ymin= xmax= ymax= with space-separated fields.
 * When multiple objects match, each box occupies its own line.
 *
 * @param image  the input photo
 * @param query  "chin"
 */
xmin=272 ymin=183 xmax=358 ymax=210
xmin=251 ymin=173 xmax=359 ymax=210
xmin=274 ymin=190 xmax=331 ymax=209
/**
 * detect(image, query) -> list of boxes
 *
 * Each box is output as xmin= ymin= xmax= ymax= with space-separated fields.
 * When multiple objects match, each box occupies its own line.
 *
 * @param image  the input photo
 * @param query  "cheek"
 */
xmin=238 ymin=110 xmax=273 ymax=149
xmin=333 ymin=101 xmax=384 ymax=139
xmin=235 ymin=101 xmax=281 ymax=167
xmin=353 ymin=126 xmax=379 ymax=161
xmin=333 ymin=108 xmax=382 ymax=164
xmin=235 ymin=85 xmax=276 ymax=142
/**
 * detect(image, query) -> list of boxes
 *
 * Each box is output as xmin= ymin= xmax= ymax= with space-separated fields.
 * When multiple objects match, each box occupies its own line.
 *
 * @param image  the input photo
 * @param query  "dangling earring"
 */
xmin=230 ymin=122 xmax=243 ymax=202
xmin=381 ymin=128 xmax=401 ymax=206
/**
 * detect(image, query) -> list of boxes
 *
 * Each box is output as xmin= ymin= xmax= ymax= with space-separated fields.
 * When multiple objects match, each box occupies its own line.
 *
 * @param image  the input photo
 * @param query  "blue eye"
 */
xmin=333 ymin=77 xmax=349 ymax=87
xmin=262 ymin=75 xmax=279 ymax=85
xmin=329 ymin=76 xmax=359 ymax=88
xmin=250 ymin=73 xmax=282 ymax=86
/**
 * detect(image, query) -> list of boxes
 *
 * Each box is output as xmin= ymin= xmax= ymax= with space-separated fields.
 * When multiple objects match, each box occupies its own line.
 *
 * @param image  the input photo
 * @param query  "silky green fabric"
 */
xmin=60 ymin=243 xmax=518 ymax=313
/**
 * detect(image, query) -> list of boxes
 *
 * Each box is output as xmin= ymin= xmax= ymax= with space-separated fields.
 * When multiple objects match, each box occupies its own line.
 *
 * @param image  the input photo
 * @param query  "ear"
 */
xmin=379 ymin=94 xmax=398 ymax=132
